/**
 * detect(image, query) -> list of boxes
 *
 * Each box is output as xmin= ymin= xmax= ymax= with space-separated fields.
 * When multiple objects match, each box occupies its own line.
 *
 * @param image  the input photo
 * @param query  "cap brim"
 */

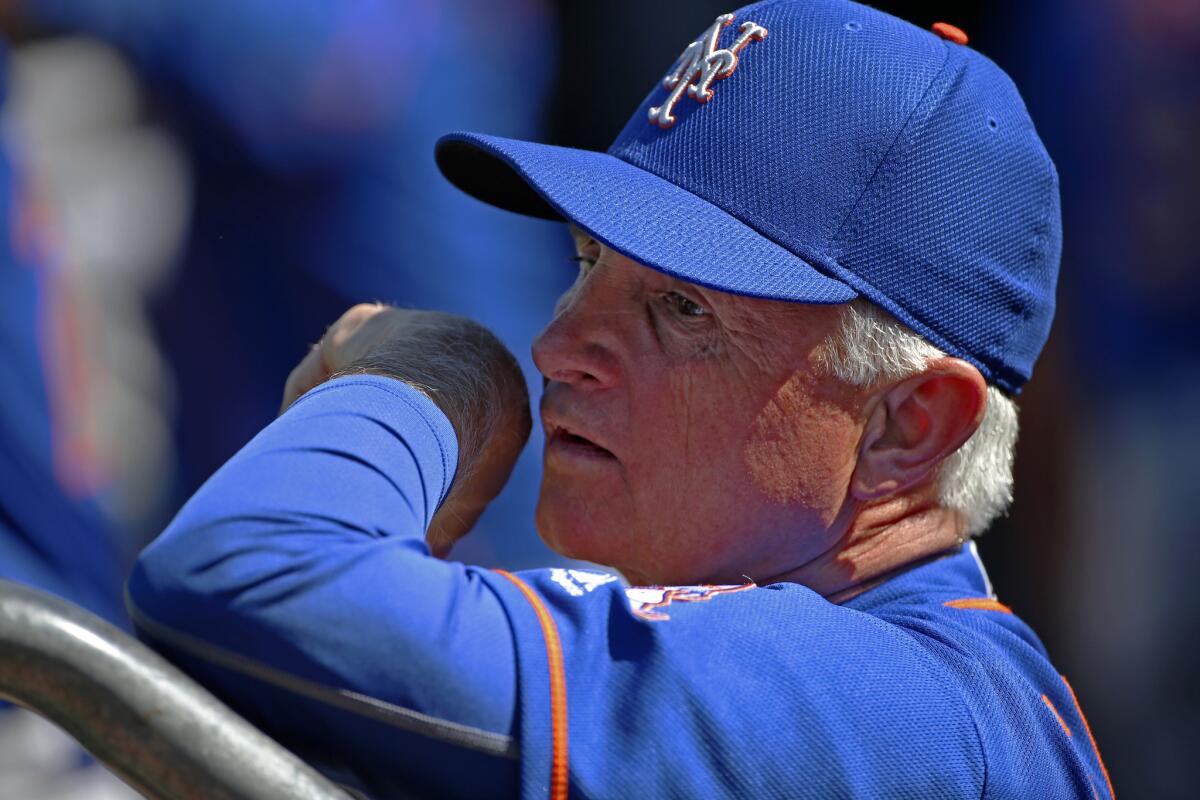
xmin=435 ymin=132 xmax=857 ymax=305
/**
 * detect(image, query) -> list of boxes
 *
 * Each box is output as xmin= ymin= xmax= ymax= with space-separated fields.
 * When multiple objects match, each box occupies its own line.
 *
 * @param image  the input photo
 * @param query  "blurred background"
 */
xmin=0 ymin=0 xmax=1194 ymax=797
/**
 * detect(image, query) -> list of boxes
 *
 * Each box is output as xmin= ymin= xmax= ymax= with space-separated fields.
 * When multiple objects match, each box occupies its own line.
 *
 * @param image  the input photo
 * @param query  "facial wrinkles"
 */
xmin=721 ymin=296 xmax=799 ymax=374
xmin=561 ymin=237 xmax=831 ymax=578
xmin=561 ymin=268 xmax=634 ymax=327
xmin=649 ymin=295 xmax=766 ymax=576
xmin=566 ymin=258 xmax=670 ymax=575
xmin=673 ymin=345 xmax=699 ymax=573
xmin=705 ymin=302 xmax=800 ymax=527
xmin=718 ymin=301 xmax=850 ymax=512
xmin=602 ymin=266 xmax=729 ymax=577
xmin=633 ymin=298 xmax=699 ymax=575
xmin=642 ymin=341 xmax=742 ymax=580
xmin=743 ymin=365 xmax=861 ymax=528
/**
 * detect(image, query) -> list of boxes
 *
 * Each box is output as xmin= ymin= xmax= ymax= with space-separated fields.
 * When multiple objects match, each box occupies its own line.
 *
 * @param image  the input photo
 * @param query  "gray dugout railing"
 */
xmin=0 ymin=578 xmax=356 ymax=799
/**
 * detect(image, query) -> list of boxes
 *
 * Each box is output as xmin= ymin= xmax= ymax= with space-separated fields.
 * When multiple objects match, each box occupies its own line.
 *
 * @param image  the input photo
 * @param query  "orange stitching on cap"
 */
xmin=943 ymin=598 xmax=1014 ymax=614
xmin=497 ymin=571 xmax=569 ymax=800
xmin=1041 ymin=693 xmax=1072 ymax=738
xmin=1061 ymin=675 xmax=1116 ymax=799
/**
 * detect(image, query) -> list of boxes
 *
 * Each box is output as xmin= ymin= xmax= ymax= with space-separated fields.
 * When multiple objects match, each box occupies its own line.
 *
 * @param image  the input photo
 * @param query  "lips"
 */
xmin=541 ymin=394 xmax=619 ymax=464
xmin=548 ymin=426 xmax=616 ymax=460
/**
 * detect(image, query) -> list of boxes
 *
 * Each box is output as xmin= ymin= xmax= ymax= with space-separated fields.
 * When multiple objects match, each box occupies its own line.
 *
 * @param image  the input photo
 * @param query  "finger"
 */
xmin=326 ymin=303 xmax=388 ymax=363
xmin=280 ymin=341 xmax=327 ymax=414
xmin=280 ymin=304 xmax=389 ymax=414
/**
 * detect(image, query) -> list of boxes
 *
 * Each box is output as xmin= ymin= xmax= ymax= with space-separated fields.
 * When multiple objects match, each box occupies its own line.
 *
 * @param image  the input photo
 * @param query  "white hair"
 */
xmin=819 ymin=300 xmax=1019 ymax=536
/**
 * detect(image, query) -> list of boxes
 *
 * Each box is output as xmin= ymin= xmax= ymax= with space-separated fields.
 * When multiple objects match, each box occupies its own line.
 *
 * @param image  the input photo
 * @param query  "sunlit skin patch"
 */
xmin=742 ymin=366 xmax=861 ymax=512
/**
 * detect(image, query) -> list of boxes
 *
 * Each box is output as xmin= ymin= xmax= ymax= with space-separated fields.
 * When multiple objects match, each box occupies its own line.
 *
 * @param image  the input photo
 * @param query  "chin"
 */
xmin=534 ymin=487 xmax=628 ymax=571
xmin=535 ymin=495 xmax=685 ymax=587
xmin=534 ymin=495 xmax=594 ymax=561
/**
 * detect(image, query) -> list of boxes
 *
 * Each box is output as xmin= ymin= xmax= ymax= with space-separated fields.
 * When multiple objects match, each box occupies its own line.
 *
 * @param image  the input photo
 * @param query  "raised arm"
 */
xmin=128 ymin=305 xmax=532 ymax=797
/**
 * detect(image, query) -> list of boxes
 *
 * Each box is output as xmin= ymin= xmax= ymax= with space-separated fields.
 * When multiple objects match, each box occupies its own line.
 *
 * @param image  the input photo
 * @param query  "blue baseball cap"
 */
xmin=435 ymin=0 xmax=1060 ymax=393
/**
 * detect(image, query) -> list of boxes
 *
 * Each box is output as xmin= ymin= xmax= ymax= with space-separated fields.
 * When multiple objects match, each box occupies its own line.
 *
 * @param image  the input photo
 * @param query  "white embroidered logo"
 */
xmin=550 ymin=568 xmax=619 ymax=597
xmin=648 ymin=13 xmax=769 ymax=130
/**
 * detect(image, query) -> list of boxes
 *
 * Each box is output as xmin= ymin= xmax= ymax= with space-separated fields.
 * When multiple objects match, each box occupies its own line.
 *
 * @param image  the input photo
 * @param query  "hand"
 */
xmin=283 ymin=304 xmax=532 ymax=556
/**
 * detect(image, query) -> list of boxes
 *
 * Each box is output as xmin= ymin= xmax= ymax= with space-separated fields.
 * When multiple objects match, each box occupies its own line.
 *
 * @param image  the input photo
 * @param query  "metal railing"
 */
xmin=0 ymin=579 xmax=355 ymax=799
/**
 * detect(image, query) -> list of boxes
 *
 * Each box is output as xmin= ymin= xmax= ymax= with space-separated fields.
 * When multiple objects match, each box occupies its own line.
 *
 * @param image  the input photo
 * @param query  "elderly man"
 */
xmin=129 ymin=1 xmax=1113 ymax=798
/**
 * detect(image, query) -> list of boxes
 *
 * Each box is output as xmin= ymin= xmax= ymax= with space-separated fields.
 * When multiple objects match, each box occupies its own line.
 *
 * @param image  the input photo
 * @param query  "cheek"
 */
xmin=626 ymin=367 xmax=735 ymax=512
xmin=629 ymin=369 xmax=762 ymax=552
xmin=742 ymin=372 xmax=860 ymax=514
xmin=546 ymin=368 xmax=733 ymax=574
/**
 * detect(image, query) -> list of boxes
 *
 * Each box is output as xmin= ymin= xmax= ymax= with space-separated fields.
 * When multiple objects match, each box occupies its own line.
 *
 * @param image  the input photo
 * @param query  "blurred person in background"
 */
xmin=0 ymin=0 xmax=564 ymax=796
xmin=17 ymin=0 xmax=574 ymax=571
xmin=0 ymin=23 xmax=172 ymax=800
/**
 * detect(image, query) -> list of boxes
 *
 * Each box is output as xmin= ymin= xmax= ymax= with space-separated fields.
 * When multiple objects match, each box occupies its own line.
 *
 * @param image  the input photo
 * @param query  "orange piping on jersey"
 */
xmin=1061 ymin=675 xmax=1116 ymax=799
xmin=943 ymin=598 xmax=1013 ymax=613
xmin=1041 ymin=693 xmax=1072 ymax=738
xmin=497 ymin=571 xmax=569 ymax=800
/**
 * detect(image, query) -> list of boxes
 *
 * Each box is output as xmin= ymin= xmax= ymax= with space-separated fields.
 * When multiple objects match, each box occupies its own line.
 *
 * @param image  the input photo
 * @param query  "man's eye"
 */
xmin=664 ymin=291 xmax=707 ymax=318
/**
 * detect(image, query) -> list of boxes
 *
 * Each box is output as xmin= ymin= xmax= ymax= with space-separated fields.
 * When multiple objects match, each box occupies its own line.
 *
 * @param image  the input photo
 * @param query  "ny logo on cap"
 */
xmin=648 ymin=13 xmax=768 ymax=130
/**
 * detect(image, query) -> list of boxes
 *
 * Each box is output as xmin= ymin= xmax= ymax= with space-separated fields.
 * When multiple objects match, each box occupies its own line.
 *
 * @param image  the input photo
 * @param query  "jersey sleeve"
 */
xmin=127 ymin=376 xmax=523 ymax=798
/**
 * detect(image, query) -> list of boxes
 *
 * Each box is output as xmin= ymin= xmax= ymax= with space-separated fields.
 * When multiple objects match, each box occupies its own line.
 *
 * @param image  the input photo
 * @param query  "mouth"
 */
xmin=547 ymin=425 xmax=617 ymax=462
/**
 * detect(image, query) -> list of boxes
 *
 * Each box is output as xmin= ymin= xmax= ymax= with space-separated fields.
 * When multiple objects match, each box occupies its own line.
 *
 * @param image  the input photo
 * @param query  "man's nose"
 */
xmin=532 ymin=287 xmax=621 ymax=390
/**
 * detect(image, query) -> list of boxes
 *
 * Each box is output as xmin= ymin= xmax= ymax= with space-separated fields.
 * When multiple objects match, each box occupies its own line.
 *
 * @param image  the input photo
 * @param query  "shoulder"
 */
xmin=490 ymin=568 xmax=987 ymax=798
xmin=866 ymin=591 xmax=1110 ymax=798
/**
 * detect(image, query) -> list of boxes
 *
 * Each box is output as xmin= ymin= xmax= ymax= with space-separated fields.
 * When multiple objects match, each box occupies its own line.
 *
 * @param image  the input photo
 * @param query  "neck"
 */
xmin=762 ymin=488 xmax=967 ymax=603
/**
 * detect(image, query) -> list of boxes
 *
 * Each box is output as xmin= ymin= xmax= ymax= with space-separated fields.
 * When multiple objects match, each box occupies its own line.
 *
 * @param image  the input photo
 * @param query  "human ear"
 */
xmin=850 ymin=358 xmax=987 ymax=501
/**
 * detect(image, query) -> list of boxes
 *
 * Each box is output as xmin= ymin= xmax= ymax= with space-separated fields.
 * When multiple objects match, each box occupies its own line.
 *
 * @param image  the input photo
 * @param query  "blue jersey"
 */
xmin=128 ymin=376 xmax=1114 ymax=799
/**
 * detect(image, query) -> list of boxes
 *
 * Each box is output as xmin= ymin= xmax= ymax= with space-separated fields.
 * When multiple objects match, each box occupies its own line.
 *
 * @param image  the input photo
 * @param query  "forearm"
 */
xmin=128 ymin=375 xmax=517 ymax=742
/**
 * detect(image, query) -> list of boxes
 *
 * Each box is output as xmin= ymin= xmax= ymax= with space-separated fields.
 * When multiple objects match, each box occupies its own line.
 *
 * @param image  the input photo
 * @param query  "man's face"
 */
xmin=532 ymin=230 xmax=868 ymax=585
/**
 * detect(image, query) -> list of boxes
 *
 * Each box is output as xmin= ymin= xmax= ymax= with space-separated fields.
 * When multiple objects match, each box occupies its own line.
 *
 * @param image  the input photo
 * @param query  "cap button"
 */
xmin=931 ymin=22 xmax=969 ymax=45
